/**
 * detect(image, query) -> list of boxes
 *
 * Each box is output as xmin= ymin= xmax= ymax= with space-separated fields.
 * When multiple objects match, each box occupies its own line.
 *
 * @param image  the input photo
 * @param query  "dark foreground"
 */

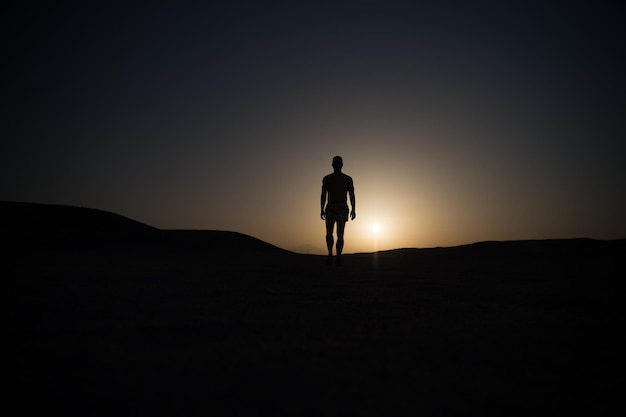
xmin=10 ymin=239 xmax=625 ymax=416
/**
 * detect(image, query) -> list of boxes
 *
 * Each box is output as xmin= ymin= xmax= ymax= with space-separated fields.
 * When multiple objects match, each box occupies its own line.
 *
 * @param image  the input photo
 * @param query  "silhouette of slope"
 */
xmin=3 ymin=201 xmax=623 ymax=254
xmin=351 ymin=238 xmax=626 ymax=275
xmin=1 ymin=201 xmax=158 ymax=246
xmin=0 ymin=201 xmax=286 ymax=252
xmin=8 ymin=203 xmax=626 ymax=415
xmin=158 ymin=230 xmax=287 ymax=252
xmin=367 ymin=237 xmax=626 ymax=259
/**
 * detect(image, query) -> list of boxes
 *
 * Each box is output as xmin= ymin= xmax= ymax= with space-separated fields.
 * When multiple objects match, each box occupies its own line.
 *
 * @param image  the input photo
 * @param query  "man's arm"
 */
xmin=349 ymin=182 xmax=356 ymax=220
xmin=320 ymin=183 xmax=327 ymax=220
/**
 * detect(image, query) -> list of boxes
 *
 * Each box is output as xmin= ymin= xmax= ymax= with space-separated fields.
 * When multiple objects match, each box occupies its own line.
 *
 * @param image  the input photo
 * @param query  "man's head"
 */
xmin=332 ymin=156 xmax=343 ymax=171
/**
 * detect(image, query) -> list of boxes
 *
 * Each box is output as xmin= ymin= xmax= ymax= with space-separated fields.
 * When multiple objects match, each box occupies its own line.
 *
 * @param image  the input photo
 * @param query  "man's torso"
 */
xmin=323 ymin=172 xmax=353 ymax=205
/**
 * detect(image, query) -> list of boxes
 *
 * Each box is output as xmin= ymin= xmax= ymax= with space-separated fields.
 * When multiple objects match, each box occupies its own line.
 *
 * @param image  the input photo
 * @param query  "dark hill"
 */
xmin=157 ymin=229 xmax=287 ymax=252
xmin=370 ymin=237 xmax=626 ymax=259
xmin=1 ymin=201 xmax=157 ymax=246
xmin=3 ymin=201 xmax=623 ymax=255
xmin=0 ymin=201 xmax=285 ymax=252
xmin=7 ymin=203 xmax=626 ymax=416
xmin=354 ymin=238 xmax=626 ymax=274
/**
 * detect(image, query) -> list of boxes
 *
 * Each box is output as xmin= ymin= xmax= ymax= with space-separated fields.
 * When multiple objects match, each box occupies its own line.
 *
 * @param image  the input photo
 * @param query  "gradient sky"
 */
xmin=3 ymin=1 xmax=625 ymax=253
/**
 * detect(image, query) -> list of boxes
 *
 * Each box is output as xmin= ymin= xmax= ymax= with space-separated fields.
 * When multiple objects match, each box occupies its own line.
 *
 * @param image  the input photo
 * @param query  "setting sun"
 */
xmin=371 ymin=224 xmax=381 ymax=234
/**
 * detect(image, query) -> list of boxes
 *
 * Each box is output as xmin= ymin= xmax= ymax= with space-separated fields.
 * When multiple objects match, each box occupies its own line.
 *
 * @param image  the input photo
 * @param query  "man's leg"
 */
xmin=325 ymin=219 xmax=335 ymax=264
xmin=335 ymin=220 xmax=346 ymax=265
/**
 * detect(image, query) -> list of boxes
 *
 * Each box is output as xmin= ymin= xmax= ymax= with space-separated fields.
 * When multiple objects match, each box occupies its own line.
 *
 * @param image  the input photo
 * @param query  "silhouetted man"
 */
xmin=321 ymin=155 xmax=356 ymax=266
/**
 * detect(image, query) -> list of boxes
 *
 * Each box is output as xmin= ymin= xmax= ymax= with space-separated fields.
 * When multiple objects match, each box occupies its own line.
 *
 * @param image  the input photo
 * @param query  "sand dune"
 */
xmin=1 ymin=201 xmax=157 ymax=246
xmin=7 ymin=201 xmax=625 ymax=416
xmin=1 ymin=201 xmax=284 ymax=252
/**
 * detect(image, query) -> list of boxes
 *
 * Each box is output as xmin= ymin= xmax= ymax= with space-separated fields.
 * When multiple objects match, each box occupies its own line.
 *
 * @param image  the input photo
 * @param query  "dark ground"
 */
xmin=5 ymin=204 xmax=625 ymax=416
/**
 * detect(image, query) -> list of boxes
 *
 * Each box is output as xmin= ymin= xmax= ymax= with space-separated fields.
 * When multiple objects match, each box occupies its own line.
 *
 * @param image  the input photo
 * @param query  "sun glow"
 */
xmin=371 ymin=223 xmax=381 ymax=234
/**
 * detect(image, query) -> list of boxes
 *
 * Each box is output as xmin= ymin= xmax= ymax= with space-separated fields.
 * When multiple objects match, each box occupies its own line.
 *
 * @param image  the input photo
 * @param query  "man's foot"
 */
xmin=335 ymin=256 xmax=342 ymax=266
xmin=326 ymin=256 xmax=333 ymax=265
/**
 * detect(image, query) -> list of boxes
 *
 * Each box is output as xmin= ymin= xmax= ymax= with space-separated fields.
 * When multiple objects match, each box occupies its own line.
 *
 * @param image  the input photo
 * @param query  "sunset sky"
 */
xmin=3 ymin=1 xmax=625 ymax=253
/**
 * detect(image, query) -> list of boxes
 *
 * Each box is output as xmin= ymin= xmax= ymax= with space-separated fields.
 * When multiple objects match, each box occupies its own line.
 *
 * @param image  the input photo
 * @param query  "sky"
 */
xmin=3 ymin=0 xmax=625 ymax=253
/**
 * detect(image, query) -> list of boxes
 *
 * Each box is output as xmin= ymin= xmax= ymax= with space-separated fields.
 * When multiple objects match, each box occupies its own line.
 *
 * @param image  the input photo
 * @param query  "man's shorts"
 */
xmin=325 ymin=204 xmax=349 ymax=222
